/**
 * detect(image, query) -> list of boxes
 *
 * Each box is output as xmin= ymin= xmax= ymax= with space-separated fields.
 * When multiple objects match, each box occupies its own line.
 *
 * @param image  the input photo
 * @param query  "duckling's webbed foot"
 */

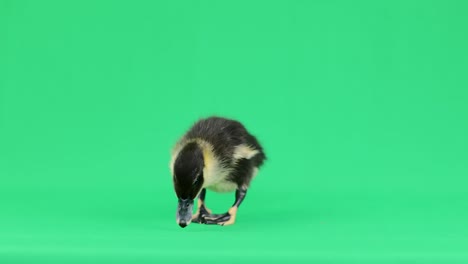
xmin=203 ymin=212 xmax=231 ymax=225
xmin=203 ymin=188 xmax=247 ymax=226
xmin=192 ymin=205 xmax=211 ymax=224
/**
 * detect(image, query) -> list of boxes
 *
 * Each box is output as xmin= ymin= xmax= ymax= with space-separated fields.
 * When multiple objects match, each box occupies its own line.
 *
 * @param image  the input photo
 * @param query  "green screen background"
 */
xmin=1 ymin=0 xmax=468 ymax=263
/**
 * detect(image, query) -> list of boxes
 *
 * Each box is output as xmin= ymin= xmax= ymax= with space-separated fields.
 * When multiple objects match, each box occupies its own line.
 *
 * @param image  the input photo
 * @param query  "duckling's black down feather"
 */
xmin=170 ymin=116 xmax=266 ymax=193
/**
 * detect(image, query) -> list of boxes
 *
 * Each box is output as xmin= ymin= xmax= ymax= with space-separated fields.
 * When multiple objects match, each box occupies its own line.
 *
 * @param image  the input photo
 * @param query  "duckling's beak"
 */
xmin=176 ymin=198 xmax=194 ymax=228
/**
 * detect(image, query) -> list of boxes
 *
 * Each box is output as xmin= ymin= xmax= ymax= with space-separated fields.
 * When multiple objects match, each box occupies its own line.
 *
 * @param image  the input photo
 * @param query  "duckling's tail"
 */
xmin=245 ymin=134 xmax=267 ymax=168
xmin=252 ymin=150 xmax=266 ymax=168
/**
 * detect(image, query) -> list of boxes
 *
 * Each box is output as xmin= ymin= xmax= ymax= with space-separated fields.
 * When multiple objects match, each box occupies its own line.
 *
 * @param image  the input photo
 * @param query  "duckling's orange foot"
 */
xmin=203 ymin=212 xmax=235 ymax=226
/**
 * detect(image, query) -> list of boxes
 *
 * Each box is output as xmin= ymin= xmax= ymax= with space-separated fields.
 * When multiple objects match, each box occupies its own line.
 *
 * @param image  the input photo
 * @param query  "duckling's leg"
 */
xmin=204 ymin=188 xmax=247 ymax=226
xmin=192 ymin=188 xmax=212 ymax=223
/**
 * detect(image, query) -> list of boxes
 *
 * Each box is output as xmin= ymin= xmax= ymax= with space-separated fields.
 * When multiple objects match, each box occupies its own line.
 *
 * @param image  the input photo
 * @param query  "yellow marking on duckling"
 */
xmin=195 ymin=138 xmax=232 ymax=188
xmin=233 ymin=144 xmax=259 ymax=160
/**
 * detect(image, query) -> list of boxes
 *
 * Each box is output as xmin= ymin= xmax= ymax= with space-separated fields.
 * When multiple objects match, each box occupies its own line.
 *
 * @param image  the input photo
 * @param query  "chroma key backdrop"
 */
xmin=1 ymin=1 xmax=468 ymax=263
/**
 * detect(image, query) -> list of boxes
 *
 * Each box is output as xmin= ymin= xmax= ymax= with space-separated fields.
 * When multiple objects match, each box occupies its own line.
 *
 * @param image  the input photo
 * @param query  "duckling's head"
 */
xmin=173 ymin=142 xmax=204 ymax=228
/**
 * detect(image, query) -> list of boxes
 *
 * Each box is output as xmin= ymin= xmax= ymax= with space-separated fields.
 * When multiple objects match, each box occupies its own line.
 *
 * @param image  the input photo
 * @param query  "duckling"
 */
xmin=169 ymin=116 xmax=266 ymax=228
